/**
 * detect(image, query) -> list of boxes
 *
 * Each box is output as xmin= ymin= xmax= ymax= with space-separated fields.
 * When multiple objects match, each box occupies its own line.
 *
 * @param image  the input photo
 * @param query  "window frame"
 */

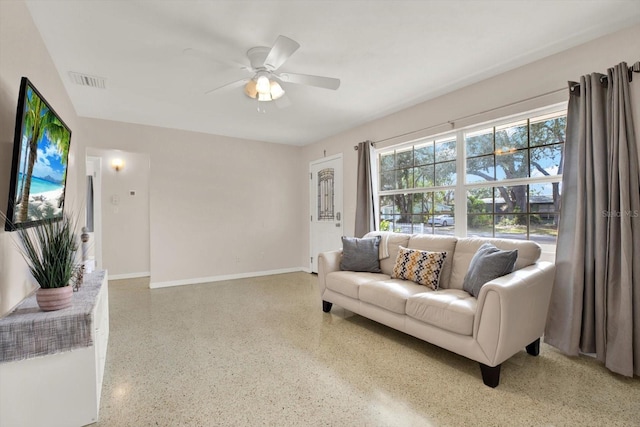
xmin=377 ymin=103 xmax=566 ymax=253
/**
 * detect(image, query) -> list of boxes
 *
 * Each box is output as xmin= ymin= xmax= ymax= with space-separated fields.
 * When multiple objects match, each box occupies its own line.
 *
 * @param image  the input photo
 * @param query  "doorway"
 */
xmin=309 ymin=154 xmax=343 ymax=273
xmin=85 ymin=156 xmax=102 ymax=270
xmin=86 ymin=149 xmax=150 ymax=279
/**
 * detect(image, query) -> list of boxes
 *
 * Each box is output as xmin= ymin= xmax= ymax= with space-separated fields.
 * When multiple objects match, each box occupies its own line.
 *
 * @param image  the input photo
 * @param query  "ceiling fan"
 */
xmin=203 ymin=35 xmax=341 ymax=102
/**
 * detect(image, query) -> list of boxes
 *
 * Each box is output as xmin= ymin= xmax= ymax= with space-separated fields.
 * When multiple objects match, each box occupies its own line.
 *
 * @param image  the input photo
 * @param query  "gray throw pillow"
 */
xmin=462 ymin=243 xmax=518 ymax=297
xmin=340 ymin=236 xmax=382 ymax=273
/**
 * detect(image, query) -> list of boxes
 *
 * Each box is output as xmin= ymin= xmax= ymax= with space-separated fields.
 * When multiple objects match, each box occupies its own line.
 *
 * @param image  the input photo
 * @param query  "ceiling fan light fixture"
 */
xmin=257 ymin=92 xmax=272 ymax=102
xmin=244 ymin=80 xmax=258 ymax=98
xmin=270 ymin=81 xmax=284 ymax=100
xmin=245 ymin=75 xmax=285 ymax=101
xmin=256 ymin=75 xmax=271 ymax=94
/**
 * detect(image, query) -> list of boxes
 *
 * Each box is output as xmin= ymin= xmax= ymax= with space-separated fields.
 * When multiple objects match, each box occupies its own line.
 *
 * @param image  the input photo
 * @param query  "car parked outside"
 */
xmin=428 ymin=214 xmax=455 ymax=227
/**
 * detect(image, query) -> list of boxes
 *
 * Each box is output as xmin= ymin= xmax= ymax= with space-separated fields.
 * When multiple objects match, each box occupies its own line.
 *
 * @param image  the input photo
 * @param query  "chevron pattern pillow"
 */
xmin=392 ymin=246 xmax=447 ymax=290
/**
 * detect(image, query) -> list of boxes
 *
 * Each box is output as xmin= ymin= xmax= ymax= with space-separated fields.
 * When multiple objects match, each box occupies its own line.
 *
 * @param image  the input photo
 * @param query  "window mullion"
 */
xmin=455 ymin=130 xmax=466 ymax=237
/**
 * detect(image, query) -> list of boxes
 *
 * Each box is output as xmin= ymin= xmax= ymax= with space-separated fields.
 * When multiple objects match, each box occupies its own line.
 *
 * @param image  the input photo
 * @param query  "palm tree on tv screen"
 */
xmin=17 ymin=88 xmax=70 ymax=223
xmin=49 ymin=117 xmax=70 ymax=209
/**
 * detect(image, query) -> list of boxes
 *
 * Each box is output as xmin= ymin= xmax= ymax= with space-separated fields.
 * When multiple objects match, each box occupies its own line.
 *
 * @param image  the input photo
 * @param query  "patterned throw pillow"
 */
xmin=392 ymin=246 xmax=447 ymax=290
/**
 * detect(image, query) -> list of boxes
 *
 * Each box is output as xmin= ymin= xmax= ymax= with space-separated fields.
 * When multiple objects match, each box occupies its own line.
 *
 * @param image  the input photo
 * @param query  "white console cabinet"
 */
xmin=0 ymin=271 xmax=109 ymax=427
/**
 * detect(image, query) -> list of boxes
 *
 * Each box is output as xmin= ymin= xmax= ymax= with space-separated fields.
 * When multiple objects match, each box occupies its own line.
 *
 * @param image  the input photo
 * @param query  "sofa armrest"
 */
xmin=473 ymin=261 xmax=555 ymax=365
xmin=318 ymin=250 xmax=342 ymax=296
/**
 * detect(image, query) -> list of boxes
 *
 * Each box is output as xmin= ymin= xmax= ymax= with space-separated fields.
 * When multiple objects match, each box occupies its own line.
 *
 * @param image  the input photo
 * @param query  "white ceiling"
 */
xmin=25 ymin=0 xmax=640 ymax=146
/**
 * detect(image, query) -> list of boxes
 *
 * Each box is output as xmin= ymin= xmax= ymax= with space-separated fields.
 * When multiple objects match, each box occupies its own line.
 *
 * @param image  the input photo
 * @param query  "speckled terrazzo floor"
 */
xmin=96 ymin=273 xmax=640 ymax=427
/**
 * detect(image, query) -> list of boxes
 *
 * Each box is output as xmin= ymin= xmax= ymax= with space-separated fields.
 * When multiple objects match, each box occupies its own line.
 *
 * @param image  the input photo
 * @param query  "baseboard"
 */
xmin=149 ymin=267 xmax=306 ymax=289
xmin=108 ymin=271 xmax=151 ymax=281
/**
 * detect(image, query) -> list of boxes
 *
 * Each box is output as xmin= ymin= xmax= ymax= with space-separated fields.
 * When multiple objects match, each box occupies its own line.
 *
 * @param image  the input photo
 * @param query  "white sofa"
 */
xmin=318 ymin=231 xmax=555 ymax=387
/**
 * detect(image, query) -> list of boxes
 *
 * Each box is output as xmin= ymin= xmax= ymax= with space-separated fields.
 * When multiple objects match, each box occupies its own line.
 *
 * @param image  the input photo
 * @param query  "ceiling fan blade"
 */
xmin=204 ymin=78 xmax=248 ymax=95
xmin=183 ymin=48 xmax=251 ymax=72
xmin=277 ymin=72 xmax=340 ymax=90
xmin=263 ymin=35 xmax=300 ymax=71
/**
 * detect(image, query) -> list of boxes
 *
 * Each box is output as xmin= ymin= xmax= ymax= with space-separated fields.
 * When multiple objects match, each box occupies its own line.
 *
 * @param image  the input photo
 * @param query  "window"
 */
xmin=378 ymin=107 xmax=566 ymax=251
xmin=379 ymin=137 xmax=456 ymax=235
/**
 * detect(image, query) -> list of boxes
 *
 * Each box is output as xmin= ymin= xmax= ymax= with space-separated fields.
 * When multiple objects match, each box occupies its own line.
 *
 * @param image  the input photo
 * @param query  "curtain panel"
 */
xmin=86 ymin=175 xmax=94 ymax=232
xmin=545 ymin=62 xmax=640 ymax=377
xmin=354 ymin=141 xmax=379 ymax=238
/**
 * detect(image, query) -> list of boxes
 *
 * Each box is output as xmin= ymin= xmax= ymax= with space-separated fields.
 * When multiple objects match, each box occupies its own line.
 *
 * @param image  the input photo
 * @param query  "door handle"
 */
xmin=336 ymin=212 xmax=341 ymax=220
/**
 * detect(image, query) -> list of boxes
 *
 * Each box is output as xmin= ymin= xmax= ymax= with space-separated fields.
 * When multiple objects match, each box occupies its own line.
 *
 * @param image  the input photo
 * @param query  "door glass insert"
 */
xmin=318 ymin=168 xmax=335 ymax=220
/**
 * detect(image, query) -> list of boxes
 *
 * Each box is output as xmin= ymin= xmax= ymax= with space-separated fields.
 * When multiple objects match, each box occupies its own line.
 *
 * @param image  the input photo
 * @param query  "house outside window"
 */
xmin=378 ymin=106 xmax=566 ymax=253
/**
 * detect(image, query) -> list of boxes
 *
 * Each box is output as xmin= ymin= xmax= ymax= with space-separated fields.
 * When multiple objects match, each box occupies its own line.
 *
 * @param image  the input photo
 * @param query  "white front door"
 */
xmin=309 ymin=154 xmax=343 ymax=273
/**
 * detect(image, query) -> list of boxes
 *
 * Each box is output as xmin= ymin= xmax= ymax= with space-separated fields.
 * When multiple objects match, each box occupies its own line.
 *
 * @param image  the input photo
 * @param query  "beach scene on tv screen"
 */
xmin=12 ymin=84 xmax=70 ymax=225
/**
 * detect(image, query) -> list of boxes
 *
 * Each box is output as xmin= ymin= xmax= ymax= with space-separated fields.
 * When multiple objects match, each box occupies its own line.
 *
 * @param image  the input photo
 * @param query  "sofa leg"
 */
xmin=479 ymin=363 xmax=501 ymax=388
xmin=322 ymin=300 xmax=333 ymax=313
xmin=526 ymin=338 xmax=541 ymax=356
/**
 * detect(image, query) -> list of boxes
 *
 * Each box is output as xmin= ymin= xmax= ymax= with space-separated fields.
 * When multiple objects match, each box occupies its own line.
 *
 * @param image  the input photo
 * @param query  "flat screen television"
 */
xmin=4 ymin=77 xmax=72 ymax=231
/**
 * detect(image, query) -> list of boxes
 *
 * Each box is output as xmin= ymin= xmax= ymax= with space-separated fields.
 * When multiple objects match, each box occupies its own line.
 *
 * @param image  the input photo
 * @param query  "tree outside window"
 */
xmin=378 ymin=109 xmax=566 ymax=247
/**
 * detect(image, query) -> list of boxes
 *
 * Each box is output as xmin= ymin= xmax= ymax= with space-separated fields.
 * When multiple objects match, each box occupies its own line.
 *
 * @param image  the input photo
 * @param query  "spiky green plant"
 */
xmin=15 ymin=215 xmax=79 ymax=288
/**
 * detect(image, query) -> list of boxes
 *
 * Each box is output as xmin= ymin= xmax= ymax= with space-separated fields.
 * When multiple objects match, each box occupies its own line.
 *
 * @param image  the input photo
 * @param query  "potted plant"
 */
xmin=15 ymin=214 xmax=79 ymax=311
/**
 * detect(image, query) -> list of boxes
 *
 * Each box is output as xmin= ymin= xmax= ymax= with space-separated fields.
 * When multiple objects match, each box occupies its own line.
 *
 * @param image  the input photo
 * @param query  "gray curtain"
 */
xmin=354 ymin=141 xmax=378 ymax=238
xmin=86 ymin=175 xmax=94 ymax=232
xmin=545 ymin=62 xmax=640 ymax=377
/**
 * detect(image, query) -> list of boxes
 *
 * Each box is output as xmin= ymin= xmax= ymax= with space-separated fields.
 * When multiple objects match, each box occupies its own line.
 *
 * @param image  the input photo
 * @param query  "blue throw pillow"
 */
xmin=462 ymin=243 xmax=518 ymax=297
xmin=340 ymin=236 xmax=382 ymax=273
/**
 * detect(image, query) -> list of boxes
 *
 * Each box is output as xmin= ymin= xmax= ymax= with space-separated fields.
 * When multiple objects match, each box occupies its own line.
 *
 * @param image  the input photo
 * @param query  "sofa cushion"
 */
xmin=407 ymin=234 xmax=458 ymax=288
xmin=359 ymin=279 xmax=426 ymax=314
xmin=462 ymin=243 xmax=518 ymax=297
xmin=325 ymin=271 xmax=389 ymax=299
xmin=391 ymin=246 xmax=447 ymax=290
xmin=340 ymin=236 xmax=382 ymax=273
xmin=449 ymin=237 xmax=541 ymax=289
xmin=406 ymin=290 xmax=477 ymax=335
xmin=364 ymin=232 xmax=411 ymax=276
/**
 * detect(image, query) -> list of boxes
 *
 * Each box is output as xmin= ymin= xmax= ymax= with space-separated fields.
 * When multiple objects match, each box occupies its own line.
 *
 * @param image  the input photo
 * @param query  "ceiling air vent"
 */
xmin=68 ymin=71 xmax=106 ymax=89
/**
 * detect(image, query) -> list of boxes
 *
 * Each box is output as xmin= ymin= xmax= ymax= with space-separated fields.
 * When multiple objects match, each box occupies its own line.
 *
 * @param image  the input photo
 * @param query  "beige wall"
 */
xmin=79 ymin=118 xmax=305 ymax=287
xmin=0 ymin=0 xmax=82 ymax=315
xmin=86 ymin=148 xmax=151 ymax=278
xmin=300 ymin=23 xmax=640 ymax=268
